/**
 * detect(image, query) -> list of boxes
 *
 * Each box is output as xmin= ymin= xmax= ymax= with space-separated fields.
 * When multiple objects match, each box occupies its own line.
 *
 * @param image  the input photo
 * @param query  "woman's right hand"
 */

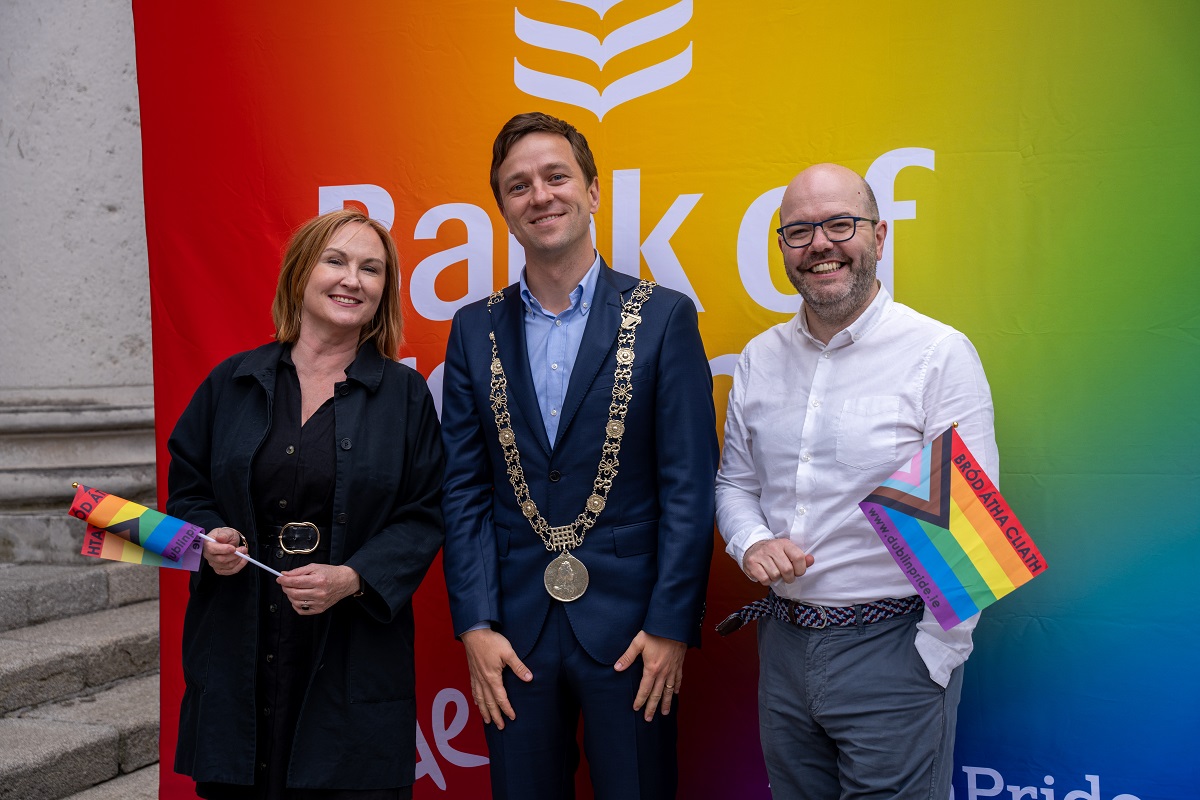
xmin=202 ymin=527 xmax=248 ymax=575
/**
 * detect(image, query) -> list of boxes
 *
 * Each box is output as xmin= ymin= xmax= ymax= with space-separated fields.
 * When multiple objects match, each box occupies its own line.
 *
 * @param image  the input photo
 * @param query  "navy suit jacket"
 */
xmin=441 ymin=263 xmax=719 ymax=665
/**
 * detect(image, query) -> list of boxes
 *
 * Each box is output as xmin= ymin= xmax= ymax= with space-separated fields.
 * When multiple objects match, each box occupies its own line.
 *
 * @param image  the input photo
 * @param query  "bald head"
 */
xmin=776 ymin=163 xmax=886 ymax=342
xmin=780 ymin=163 xmax=879 ymax=226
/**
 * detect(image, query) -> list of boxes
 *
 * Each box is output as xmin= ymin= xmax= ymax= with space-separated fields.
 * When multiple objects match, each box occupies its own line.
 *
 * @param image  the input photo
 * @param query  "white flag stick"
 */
xmin=196 ymin=532 xmax=283 ymax=577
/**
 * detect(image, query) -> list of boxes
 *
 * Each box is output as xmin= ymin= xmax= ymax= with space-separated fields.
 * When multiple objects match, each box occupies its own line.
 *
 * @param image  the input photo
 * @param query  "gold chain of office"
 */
xmin=486 ymin=280 xmax=656 ymax=553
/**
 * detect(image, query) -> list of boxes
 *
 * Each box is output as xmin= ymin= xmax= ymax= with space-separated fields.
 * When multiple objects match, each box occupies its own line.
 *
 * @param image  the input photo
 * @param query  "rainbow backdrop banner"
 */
xmin=81 ymin=524 xmax=202 ymax=571
xmin=859 ymin=427 xmax=1046 ymax=630
xmin=69 ymin=484 xmax=202 ymax=563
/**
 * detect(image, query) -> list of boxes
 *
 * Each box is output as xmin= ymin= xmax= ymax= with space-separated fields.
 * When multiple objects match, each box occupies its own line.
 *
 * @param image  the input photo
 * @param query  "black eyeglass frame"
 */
xmin=776 ymin=215 xmax=879 ymax=249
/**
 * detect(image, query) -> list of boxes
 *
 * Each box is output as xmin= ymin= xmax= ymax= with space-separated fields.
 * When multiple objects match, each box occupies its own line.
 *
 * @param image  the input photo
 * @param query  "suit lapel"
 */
xmin=555 ymin=265 xmax=627 ymax=447
xmin=488 ymin=285 xmax=553 ymax=456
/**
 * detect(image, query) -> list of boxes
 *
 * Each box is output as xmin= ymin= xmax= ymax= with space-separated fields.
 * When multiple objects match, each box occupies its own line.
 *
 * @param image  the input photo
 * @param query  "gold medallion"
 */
xmin=544 ymin=552 xmax=589 ymax=601
xmin=486 ymin=280 xmax=656 ymax=603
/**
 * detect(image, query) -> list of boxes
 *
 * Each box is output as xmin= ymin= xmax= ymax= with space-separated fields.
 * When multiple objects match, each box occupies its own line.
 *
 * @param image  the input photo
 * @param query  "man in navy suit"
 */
xmin=441 ymin=112 xmax=719 ymax=800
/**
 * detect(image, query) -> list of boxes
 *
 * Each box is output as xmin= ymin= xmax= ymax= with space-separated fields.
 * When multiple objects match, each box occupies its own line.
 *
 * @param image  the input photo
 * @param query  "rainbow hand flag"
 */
xmin=858 ymin=426 xmax=1046 ymax=630
xmin=69 ymin=484 xmax=202 ymax=564
xmin=81 ymin=524 xmax=203 ymax=570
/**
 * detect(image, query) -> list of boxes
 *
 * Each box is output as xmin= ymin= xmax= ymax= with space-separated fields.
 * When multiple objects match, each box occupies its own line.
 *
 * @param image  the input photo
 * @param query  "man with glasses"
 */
xmin=715 ymin=163 xmax=997 ymax=799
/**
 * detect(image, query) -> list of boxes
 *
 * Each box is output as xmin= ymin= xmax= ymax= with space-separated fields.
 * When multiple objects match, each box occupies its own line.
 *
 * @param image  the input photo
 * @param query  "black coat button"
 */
xmin=336 ymin=513 xmax=348 ymax=524
xmin=340 ymin=438 xmax=352 ymax=450
xmin=549 ymin=470 xmax=561 ymax=482
xmin=338 ymin=384 xmax=350 ymax=396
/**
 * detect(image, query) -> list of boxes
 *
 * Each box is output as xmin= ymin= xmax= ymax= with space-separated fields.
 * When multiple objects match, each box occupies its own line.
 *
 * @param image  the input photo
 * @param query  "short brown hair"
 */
xmin=271 ymin=209 xmax=403 ymax=358
xmin=489 ymin=112 xmax=598 ymax=206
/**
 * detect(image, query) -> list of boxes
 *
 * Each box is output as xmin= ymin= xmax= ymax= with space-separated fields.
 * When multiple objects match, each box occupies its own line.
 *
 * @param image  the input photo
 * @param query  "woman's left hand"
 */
xmin=278 ymin=564 xmax=361 ymax=615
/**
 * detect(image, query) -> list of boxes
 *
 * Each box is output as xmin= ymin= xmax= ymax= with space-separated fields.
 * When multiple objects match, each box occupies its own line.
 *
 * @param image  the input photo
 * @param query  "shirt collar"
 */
xmin=279 ymin=340 xmax=386 ymax=391
xmin=794 ymin=281 xmax=893 ymax=347
xmin=519 ymin=252 xmax=601 ymax=318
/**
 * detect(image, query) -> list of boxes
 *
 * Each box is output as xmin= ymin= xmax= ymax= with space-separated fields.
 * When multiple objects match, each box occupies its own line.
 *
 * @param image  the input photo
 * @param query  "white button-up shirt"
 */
xmin=715 ymin=286 xmax=998 ymax=686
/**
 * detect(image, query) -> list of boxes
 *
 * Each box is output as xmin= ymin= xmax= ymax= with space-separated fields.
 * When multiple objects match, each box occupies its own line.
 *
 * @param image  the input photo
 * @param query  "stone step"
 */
xmin=20 ymin=673 xmax=159 ymax=774
xmin=0 ymin=599 xmax=159 ymax=714
xmin=0 ymin=673 xmax=160 ymax=800
xmin=0 ymin=564 xmax=163 ymax=797
xmin=0 ymin=562 xmax=158 ymax=633
xmin=0 ymin=716 xmax=118 ymax=800
xmin=63 ymin=764 xmax=158 ymax=800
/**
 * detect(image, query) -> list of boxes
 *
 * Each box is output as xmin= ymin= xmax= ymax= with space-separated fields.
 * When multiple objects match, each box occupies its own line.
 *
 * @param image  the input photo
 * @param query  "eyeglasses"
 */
xmin=776 ymin=216 xmax=877 ymax=249
xmin=278 ymin=522 xmax=320 ymax=555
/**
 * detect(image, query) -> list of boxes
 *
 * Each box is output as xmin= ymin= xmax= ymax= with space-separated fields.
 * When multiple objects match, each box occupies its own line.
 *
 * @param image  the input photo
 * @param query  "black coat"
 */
xmin=167 ymin=340 xmax=444 ymax=790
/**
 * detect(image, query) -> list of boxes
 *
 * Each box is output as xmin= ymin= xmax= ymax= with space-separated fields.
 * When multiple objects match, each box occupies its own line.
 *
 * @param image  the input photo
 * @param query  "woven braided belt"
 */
xmin=716 ymin=591 xmax=923 ymax=635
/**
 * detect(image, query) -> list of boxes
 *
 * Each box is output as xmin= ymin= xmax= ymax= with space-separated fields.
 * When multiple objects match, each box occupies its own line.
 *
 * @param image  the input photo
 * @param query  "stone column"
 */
xmin=0 ymin=0 xmax=154 ymax=563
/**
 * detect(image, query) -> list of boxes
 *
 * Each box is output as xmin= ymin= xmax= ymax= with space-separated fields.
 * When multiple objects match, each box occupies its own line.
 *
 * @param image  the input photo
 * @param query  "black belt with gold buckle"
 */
xmin=273 ymin=522 xmax=323 ymax=555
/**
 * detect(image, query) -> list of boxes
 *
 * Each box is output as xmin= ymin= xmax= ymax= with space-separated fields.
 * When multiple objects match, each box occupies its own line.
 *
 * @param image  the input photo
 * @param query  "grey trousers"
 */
xmin=757 ymin=611 xmax=963 ymax=800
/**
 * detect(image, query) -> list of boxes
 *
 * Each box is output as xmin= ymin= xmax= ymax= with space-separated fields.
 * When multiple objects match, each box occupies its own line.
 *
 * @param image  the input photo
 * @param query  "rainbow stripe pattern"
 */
xmin=69 ymin=484 xmax=202 ymax=564
xmin=859 ymin=427 xmax=1046 ymax=630
xmin=81 ymin=524 xmax=202 ymax=571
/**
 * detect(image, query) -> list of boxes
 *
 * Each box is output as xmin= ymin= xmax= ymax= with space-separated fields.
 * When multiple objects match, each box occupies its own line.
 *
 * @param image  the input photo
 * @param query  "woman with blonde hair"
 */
xmin=168 ymin=209 xmax=443 ymax=799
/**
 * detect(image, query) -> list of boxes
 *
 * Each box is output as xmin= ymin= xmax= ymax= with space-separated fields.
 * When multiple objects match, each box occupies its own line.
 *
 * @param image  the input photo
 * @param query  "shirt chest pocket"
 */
xmin=835 ymin=396 xmax=900 ymax=470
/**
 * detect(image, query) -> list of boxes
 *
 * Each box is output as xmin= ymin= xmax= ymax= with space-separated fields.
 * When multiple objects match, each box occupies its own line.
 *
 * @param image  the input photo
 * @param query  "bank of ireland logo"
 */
xmin=513 ymin=0 xmax=693 ymax=121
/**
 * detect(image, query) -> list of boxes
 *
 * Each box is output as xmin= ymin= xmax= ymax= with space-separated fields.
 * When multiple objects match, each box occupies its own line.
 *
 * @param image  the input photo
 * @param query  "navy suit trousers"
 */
xmin=484 ymin=602 xmax=678 ymax=800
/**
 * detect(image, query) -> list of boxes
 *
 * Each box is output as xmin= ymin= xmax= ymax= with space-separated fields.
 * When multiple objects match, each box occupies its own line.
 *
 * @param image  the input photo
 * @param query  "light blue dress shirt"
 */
xmin=464 ymin=256 xmax=602 ymax=634
xmin=519 ymin=254 xmax=601 ymax=446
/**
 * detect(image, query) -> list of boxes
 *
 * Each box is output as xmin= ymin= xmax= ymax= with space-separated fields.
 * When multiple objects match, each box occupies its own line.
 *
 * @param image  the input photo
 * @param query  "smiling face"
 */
xmin=300 ymin=221 xmax=387 ymax=341
xmin=779 ymin=164 xmax=887 ymax=335
xmin=496 ymin=131 xmax=600 ymax=270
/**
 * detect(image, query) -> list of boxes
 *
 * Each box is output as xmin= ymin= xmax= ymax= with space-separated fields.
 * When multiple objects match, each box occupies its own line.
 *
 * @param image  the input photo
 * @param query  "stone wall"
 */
xmin=0 ymin=0 xmax=154 ymax=562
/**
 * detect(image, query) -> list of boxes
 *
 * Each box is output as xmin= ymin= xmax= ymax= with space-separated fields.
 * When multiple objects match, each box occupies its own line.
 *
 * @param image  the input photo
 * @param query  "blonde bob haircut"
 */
xmin=271 ymin=209 xmax=403 ymax=358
